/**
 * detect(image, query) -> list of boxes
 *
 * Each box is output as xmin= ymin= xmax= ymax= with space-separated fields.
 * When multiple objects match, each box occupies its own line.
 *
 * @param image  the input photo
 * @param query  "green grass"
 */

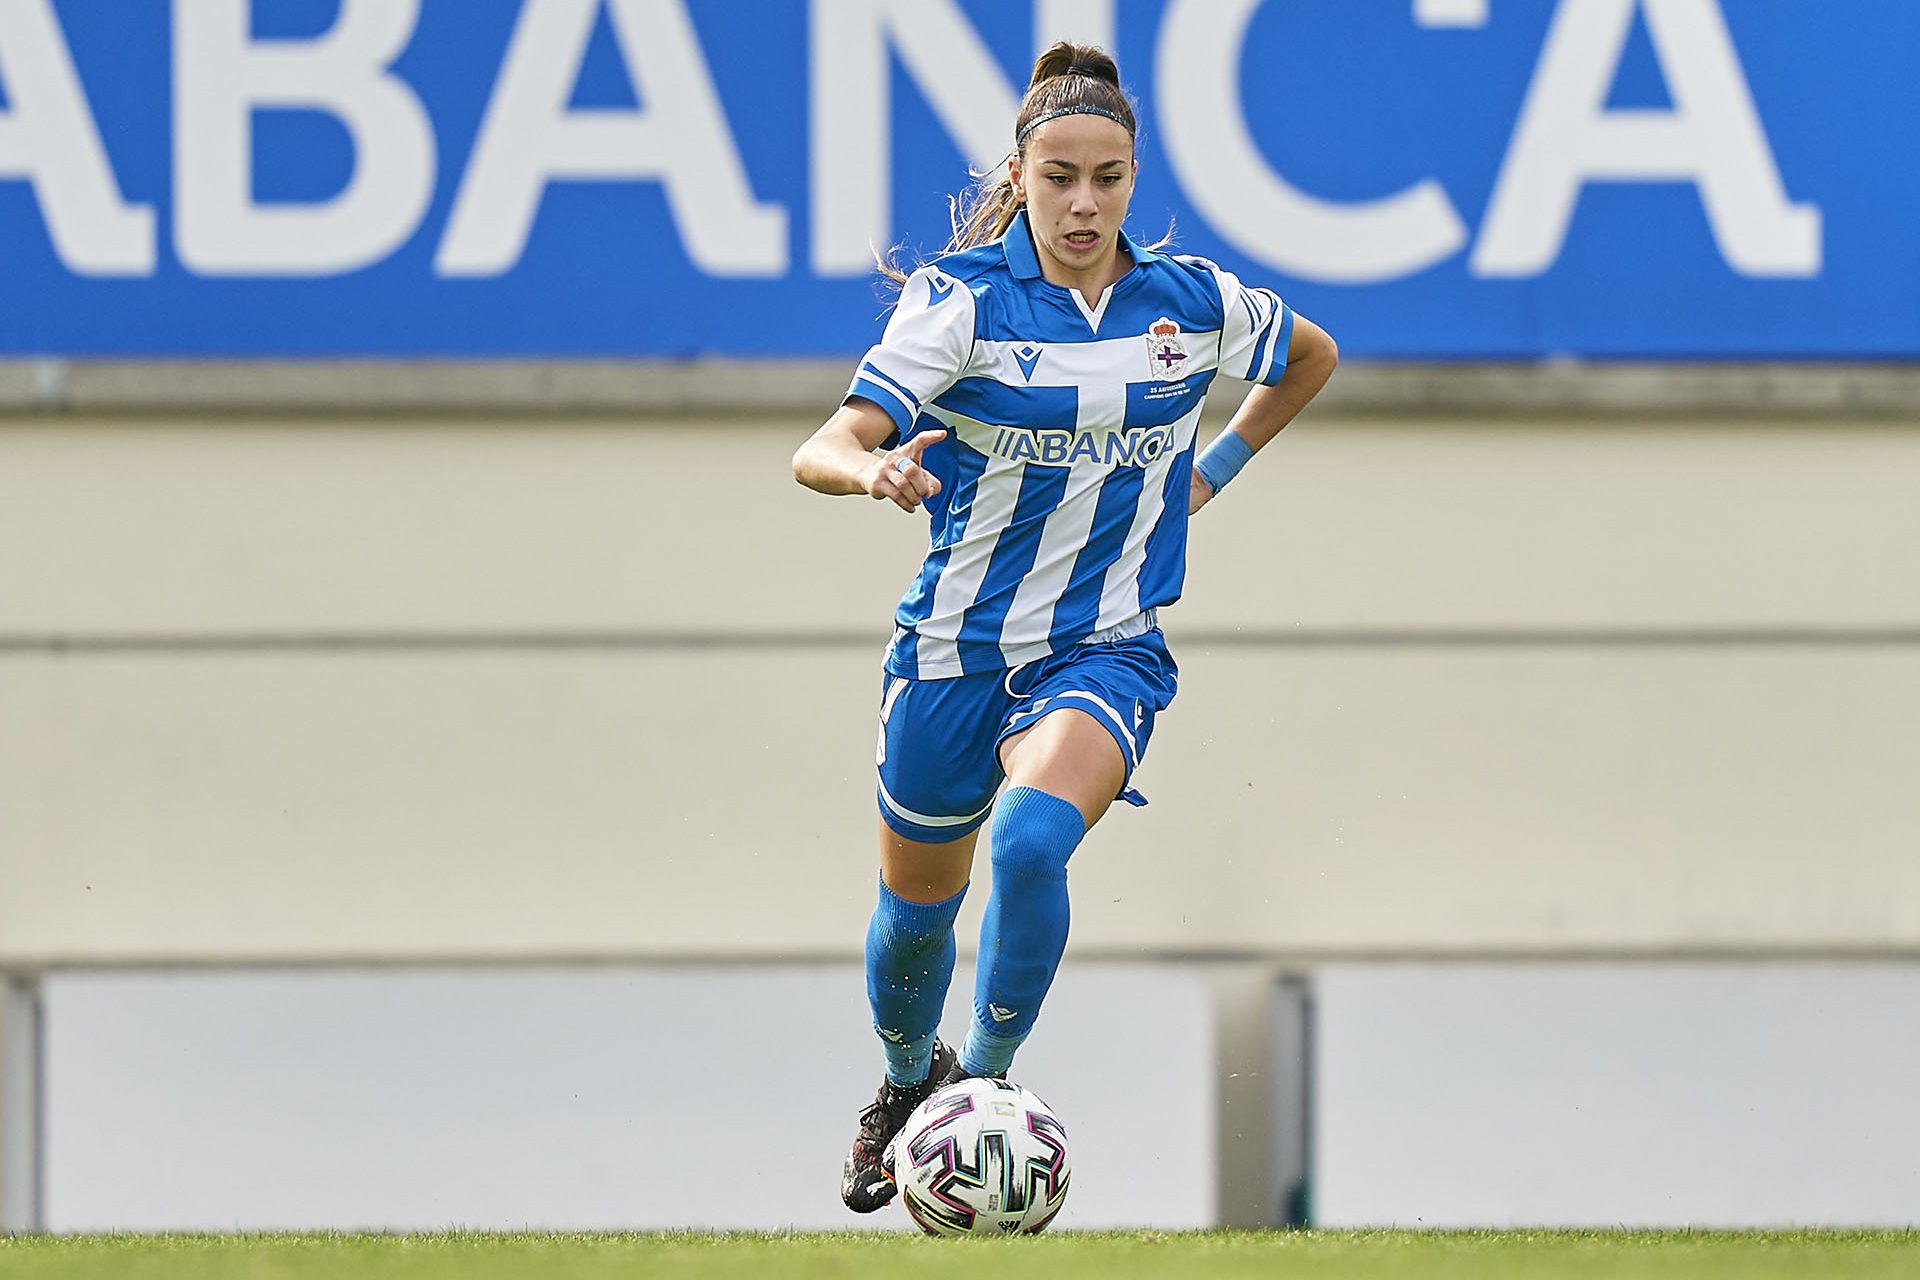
xmin=2 ymin=1231 xmax=1917 ymax=1280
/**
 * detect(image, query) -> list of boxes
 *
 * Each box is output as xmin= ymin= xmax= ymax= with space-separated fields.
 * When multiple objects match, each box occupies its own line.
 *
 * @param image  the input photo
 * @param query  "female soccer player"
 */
xmin=791 ymin=41 xmax=1338 ymax=1214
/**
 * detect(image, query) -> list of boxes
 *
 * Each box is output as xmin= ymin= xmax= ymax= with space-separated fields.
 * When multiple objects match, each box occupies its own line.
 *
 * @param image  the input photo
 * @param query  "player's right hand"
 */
xmin=868 ymin=430 xmax=946 ymax=512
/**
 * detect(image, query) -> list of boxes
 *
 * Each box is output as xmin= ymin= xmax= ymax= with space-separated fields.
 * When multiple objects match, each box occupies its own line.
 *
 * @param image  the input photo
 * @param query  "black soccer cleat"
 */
xmin=936 ymin=1055 xmax=1006 ymax=1088
xmin=841 ymin=1040 xmax=958 ymax=1213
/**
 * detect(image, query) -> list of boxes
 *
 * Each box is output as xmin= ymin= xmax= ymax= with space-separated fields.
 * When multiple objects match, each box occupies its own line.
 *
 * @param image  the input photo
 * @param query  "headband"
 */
xmin=1016 ymin=104 xmax=1132 ymax=148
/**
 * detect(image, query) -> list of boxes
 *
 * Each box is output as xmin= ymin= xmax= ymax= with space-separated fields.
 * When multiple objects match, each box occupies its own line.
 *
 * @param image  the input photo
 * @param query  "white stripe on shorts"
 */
xmin=878 ymin=776 xmax=995 ymax=830
xmin=1000 ymin=688 xmax=1141 ymax=768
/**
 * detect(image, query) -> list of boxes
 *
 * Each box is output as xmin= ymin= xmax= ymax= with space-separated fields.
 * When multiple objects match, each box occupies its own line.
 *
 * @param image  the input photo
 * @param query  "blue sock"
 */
xmin=866 ymin=875 xmax=967 ymax=1086
xmin=963 ymin=787 xmax=1086 ymax=1077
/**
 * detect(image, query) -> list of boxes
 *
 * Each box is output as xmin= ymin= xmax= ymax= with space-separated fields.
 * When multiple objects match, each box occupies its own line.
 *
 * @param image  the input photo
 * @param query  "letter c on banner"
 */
xmin=1155 ymin=0 xmax=1468 ymax=284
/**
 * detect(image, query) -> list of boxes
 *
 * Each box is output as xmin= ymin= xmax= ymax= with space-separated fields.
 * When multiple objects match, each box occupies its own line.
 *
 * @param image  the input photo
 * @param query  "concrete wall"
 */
xmin=3 ymin=414 xmax=1919 ymax=962
xmin=35 ymin=964 xmax=1217 ymax=1232
xmin=0 ymin=976 xmax=40 ymax=1233
xmin=1312 ymin=961 xmax=1920 ymax=1228
xmin=5 ymin=409 xmax=1918 ymax=1233
xmin=20 ymin=958 xmax=1920 ymax=1232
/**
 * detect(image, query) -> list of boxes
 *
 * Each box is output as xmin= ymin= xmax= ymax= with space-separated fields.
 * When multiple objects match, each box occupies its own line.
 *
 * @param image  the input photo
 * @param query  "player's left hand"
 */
xmin=1187 ymin=471 xmax=1215 ymax=515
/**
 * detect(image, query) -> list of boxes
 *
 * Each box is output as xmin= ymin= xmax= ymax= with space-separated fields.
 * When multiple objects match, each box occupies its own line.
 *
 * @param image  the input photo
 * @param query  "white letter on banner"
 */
xmin=1474 ymin=0 xmax=1820 ymax=278
xmin=1156 ymin=0 xmax=1468 ymax=284
xmin=1414 ymin=0 xmax=1489 ymax=27
xmin=812 ymin=0 xmax=1115 ymax=275
xmin=0 ymin=0 xmax=153 ymax=274
xmin=439 ymin=0 xmax=784 ymax=278
xmin=1035 ymin=0 xmax=1115 ymax=54
xmin=175 ymin=0 xmax=433 ymax=276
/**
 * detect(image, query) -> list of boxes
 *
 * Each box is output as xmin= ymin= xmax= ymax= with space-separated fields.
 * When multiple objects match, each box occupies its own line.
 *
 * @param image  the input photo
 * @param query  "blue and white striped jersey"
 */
xmin=848 ymin=210 xmax=1294 ymax=681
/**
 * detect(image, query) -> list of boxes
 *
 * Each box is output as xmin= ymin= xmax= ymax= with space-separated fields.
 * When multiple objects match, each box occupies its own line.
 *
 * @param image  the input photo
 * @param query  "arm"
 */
xmin=792 ymin=397 xmax=948 ymax=513
xmin=1190 ymin=313 xmax=1338 ymax=514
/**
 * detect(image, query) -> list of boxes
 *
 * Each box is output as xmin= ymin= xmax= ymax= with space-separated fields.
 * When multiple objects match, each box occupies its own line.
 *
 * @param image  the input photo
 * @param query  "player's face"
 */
xmin=1011 ymin=115 xmax=1137 ymax=289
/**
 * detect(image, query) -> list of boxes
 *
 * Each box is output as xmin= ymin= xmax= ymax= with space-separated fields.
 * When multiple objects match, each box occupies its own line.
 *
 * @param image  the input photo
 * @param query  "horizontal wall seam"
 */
xmin=3 ymin=627 xmax=1919 ymax=655
xmin=11 ymin=360 xmax=1920 ymax=419
xmin=9 ymin=947 xmax=1920 ymax=973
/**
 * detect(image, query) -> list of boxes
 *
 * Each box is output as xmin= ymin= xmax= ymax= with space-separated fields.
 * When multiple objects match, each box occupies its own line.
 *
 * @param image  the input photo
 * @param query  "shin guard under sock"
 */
xmin=865 ymin=875 xmax=967 ymax=1085
xmin=962 ymin=787 xmax=1086 ymax=1077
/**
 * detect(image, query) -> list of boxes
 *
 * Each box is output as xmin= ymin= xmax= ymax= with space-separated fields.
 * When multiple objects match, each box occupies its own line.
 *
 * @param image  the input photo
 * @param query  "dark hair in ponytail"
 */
xmin=879 ymin=41 xmax=1140 ymax=286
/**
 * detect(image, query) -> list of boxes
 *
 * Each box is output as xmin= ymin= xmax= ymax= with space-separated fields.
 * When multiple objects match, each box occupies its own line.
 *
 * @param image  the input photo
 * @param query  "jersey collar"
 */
xmin=1001 ymin=209 xmax=1156 ymax=281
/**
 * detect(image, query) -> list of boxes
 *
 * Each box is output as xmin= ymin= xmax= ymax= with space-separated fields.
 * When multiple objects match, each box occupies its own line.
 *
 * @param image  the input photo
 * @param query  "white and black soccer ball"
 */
xmin=888 ymin=1077 xmax=1070 ymax=1237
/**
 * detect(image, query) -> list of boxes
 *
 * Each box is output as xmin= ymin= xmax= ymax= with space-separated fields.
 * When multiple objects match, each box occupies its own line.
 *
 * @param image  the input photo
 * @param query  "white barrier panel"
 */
xmin=40 ymin=964 xmax=1213 ymax=1232
xmin=1312 ymin=963 xmax=1920 ymax=1228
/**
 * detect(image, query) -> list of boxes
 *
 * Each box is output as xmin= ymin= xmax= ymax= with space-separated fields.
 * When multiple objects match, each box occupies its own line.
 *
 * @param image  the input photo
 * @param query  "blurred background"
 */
xmin=2 ymin=0 xmax=1917 ymax=1234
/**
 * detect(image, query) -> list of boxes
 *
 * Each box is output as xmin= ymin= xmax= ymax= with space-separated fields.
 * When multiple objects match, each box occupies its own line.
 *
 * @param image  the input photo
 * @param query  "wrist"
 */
xmin=1194 ymin=430 xmax=1255 ymax=494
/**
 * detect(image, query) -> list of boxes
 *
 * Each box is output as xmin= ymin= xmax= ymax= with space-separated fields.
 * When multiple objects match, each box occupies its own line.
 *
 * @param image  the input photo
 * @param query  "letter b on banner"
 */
xmin=174 ymin=0 xmax=435 ymax=276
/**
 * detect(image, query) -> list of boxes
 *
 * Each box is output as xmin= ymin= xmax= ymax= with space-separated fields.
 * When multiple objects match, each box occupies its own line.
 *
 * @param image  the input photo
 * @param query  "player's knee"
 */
xmin=870 ymin=875 xmax=966 ymax=948
xmin=989 ymin=787 xmax=1086 ymax=881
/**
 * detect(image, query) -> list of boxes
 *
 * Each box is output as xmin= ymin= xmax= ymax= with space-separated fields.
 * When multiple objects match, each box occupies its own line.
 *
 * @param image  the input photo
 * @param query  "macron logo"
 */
xmin=1012 ymin=343 xmax=1043 ymax=381
xmin=926 ymin=274 xmax=955 ymax=304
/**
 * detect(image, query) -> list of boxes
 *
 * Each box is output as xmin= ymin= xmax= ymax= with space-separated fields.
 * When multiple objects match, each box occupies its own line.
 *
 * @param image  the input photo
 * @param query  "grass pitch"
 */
xmin=2 ymin=1230 xmax=1916 ymax=1280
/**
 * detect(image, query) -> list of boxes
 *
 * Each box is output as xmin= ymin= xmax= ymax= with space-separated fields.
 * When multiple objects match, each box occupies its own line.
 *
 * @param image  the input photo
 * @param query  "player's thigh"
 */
xmin=998 ymin=708 xmax=1128 ymax=831
xmin=995 ymin=632 xmax=1179 ymax=828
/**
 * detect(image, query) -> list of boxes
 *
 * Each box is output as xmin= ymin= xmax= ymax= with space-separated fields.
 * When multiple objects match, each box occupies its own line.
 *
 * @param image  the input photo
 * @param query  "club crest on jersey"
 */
xmin=1146 ymin=317 xmax=1188 ymax=381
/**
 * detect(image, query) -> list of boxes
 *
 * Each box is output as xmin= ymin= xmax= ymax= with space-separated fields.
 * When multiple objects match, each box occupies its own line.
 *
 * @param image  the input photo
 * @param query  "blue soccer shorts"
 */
xmin=874 ymin=628 xmax=1180 ymax=844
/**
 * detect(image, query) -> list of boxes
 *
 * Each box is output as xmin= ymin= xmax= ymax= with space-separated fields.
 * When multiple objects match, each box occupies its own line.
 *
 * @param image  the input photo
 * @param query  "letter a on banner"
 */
xmin=438 ymin=0 xmax=786 ymax=278
xmin=175 ymin=0 xmax=435 ymax=276
xmin=0 ymin=0 xmax=154 ymax=274
xmin=1475 ymin=0 xmax=1820 ymax=278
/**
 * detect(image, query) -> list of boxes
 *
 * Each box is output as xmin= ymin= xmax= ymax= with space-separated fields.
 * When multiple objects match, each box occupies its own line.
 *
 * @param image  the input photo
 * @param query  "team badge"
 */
xmin=1146 ymin=317 xmax=1188 ymax=381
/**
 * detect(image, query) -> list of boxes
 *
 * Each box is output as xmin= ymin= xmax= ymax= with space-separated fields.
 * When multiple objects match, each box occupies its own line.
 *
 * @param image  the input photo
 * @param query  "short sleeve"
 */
xmin=1207 ymin=262 xmax=1294 ymax=387
xmin=845 ymin=266 xmax=975 ymax=442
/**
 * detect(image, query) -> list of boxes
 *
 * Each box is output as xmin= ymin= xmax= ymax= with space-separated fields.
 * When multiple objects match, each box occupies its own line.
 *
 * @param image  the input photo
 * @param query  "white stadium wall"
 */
xmin=33 ymin=965 xmax=1216 ymax=1233
xmin=3 ymin=411 xmax=1919 ymax=1230
xmin=3 ymin=415 xmax=1918 ymax=960
xmin=1310 ymin=962 xmax=1920 ymax=1228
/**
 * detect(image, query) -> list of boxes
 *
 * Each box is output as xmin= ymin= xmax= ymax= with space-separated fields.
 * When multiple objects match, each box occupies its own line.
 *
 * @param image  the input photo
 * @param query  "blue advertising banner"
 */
xmin=0 ymin=0 xmax=1910 ymax=358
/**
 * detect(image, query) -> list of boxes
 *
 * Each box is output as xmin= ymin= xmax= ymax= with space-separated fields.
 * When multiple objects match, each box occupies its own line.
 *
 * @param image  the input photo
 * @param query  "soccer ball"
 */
xmin=888 ymin=1077 xmax=1071 ymax=1237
